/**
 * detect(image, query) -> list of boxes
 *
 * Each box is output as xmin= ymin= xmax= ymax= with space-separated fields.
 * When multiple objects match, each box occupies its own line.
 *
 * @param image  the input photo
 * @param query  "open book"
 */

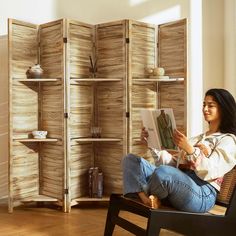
xmin=140 ymin=108 xmax=178 ymax=151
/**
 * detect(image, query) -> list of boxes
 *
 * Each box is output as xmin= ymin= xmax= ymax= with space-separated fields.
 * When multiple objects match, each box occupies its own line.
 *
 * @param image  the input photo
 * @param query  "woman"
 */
xmin=122 ymin=88 xmax=236 ymax=213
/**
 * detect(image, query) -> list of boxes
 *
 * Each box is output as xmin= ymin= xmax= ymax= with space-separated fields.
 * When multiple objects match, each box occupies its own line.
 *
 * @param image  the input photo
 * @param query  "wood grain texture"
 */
xmin=95 ymin=20 xmax=126 ymax=78
xmin=39 ymin=20 xmax=64 ymax=78
xmin=158 ymin=19 xmax=187 ymax=78
xmin=67 ymin=20 xmax=94 ymax=78
xmin=0 ymin=200 xmax=184 ymax=236
xmin=8 ymin=18 xmax=187 ymax=213
xmin=129 ymin=20 xmax=157 ymax=79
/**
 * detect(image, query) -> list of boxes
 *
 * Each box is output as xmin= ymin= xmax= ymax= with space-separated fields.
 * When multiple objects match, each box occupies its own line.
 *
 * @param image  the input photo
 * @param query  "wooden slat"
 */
xmin=70 ymin=143 xmax=93 ymax=199
xmin=67 ymin=20 xmax=94 ymax=78
xmin=129 ymin=20 xmax=157 ymax=79
xmin=95 ymin=142 xmax=123 ymax=194
xmin=96 ymin=82 xmax=125 ymax=138
xmin=158 ymin=19 xmax=187 ymax=78
xmin=70 ymin=83 xmax=93 ymax=138
xmin=39 ymin=20 xmax=64 ymax=78
xmin=8 ymin=19 xmax=39 ymax=212
xmin=9 ymin=19 xmax=38 ymax=79
xmin=13 ymin=138 xmax=58 ymax=142
xmin=95 ymin=20 xmax=126 ymax=78
xmin=39 ymin=20 xmax=65 ymax=202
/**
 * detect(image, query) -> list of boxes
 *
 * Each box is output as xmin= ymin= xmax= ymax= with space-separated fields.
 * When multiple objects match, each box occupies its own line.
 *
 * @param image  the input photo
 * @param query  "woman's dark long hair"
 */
xmin=205 ymin=88 xmax=236 ymax=136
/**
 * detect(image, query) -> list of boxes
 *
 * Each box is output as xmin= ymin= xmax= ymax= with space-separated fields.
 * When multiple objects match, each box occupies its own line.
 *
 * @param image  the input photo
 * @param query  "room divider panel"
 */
xmin=8 ymin=19 xmax=66 ymax=213
xmin=8 ymin=18 xmax=187 ymax=212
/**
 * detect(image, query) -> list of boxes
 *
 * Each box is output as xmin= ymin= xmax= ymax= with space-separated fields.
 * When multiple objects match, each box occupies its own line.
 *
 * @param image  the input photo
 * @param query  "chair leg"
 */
xmin=146 ymin=212 xmax=161 ymax=236
xmin=104 ymin=195 xmax=121 ymax=236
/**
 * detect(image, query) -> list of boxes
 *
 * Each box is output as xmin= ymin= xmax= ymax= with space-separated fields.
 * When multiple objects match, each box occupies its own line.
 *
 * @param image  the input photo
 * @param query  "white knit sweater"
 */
xmin=150 ymin=132 xmax=236 ymax=191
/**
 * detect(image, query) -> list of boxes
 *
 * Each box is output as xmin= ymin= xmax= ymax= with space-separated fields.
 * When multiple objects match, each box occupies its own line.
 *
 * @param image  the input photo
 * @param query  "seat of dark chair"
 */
xmin=104 ymin=167 xmax=236 ymax=236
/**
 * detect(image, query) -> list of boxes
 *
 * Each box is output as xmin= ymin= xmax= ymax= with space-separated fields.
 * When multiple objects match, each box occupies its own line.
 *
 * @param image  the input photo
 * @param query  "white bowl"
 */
xmin=32 ymin=130 xmax=47 ymax=139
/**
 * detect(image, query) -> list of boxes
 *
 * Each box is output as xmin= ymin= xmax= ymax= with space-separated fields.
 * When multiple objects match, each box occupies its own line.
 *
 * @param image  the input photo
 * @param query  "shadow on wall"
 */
xmin=0 ymin=35 xmax=9 ymax=199
xmin=56 ymin=0 xmax=188 ymax=25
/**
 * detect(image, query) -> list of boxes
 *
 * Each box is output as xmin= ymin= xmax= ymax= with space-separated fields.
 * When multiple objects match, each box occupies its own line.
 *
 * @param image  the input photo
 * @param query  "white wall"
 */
xmin=224 ymin=0 xmax=236 ymax=98
xmin=57 ymin=0 xmax=189 ymax=25
xmin=203 ymin=0 xmax=224 ymax=92
xmin=0 ymin=36 xmax=8 ymax=199
xmin=202 ymin=0 xmax=224 ymax=130
xmin=0 ymin=0 xmax=57 ymax=35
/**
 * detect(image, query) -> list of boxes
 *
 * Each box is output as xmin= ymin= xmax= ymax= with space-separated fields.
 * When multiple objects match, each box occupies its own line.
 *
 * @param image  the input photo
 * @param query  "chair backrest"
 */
xmin=217 ymin=166 xmax=236 ymax=205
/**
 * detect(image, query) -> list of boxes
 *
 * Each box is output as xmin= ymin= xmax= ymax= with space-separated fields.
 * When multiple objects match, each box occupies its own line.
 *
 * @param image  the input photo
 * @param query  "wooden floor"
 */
xmin=0 ymin=199 xmax=182 ymax=236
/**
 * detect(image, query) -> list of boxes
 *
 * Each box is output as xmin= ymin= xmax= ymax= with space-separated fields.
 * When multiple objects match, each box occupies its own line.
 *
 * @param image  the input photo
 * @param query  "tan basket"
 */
xmin=217 ymin=166 xmax=236 ymax=204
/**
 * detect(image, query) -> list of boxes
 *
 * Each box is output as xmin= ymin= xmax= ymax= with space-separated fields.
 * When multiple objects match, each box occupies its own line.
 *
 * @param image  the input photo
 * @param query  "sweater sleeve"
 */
xmin=188 ymin=134 xmax=236 ymax=181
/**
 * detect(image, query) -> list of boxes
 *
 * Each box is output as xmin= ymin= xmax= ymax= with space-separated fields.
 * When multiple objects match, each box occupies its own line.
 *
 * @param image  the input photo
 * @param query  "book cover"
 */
xmin=140 ymin=108 xmax=178 ymax=150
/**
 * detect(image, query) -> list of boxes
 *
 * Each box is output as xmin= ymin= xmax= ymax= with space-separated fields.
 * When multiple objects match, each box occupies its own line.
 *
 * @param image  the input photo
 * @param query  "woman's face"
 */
xmin=202 ymin=95 xmax=221 ymax=124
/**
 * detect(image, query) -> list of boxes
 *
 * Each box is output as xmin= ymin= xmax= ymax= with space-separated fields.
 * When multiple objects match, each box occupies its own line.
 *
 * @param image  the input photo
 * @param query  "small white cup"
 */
xmin=32 ymin=130 xmax=48 ymax=139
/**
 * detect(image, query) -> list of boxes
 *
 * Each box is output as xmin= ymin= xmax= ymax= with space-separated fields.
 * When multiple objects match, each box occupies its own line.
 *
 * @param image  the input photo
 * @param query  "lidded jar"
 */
xmin=26 ymin=64 xmax=43 ymax=78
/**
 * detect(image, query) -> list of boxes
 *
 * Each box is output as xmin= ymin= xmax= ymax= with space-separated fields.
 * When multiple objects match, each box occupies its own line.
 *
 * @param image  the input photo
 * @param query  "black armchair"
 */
xmin=104 ymin=167 xmax=236 ymax=236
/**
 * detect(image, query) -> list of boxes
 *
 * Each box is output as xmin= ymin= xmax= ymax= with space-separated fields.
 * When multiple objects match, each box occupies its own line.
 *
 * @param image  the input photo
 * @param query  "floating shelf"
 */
xmin=21 ymin=194 xmax=58 ymax=203
xmin=71 ymin=77 xmax=122 ymax=82
xmin=13 ymin=78 xmax=60 ymax=82
xmin=133 ymin=78 xmax=184 ymax=82
xmin=13 ymin=138 xmax=58 ymax=142
xmin=75 ymin=196 xmax=110 ymax=202
xmin=74 ymin=138 xmax=121 ymax=142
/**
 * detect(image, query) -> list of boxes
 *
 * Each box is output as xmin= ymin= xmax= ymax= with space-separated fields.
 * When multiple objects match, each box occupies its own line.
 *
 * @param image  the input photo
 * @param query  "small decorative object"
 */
xmin=91 ymin=127 xmax=102 ymax=138
xmin=89 ymin=56 xmax=97 ymax=78
xmin=32 ymin=130 xmax=47 ymax=139
xmin=26 ymin=64 xmax=43 ymax=78
xmin=88 ymin=167 xmax=103 ymax=198
xmin=153 ymin=67 xmax=165 ymax=76
xmin=147 ymin=66 xmax=169 ymax=79
xmin=146 ymin=67 xmax=154 ymax=75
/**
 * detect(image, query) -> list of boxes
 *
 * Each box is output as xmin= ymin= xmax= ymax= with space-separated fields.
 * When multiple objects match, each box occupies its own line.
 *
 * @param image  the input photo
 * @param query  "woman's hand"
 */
xmin=140 ymin=127 xmax=149 ymax=145
xmin=173 ymin=129 xmax=195 ymax=154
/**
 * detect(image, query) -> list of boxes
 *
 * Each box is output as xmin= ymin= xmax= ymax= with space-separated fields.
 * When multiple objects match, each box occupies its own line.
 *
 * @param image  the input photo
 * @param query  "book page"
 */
xmin=140 ymin=108 xmax=178 ymax=151
xmin=140 ymin=109 xmax=162 ymax=149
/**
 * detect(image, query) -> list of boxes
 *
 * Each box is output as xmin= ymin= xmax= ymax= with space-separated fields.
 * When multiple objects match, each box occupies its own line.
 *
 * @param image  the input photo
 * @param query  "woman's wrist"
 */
xmin=185 ymin=147 xmax=201 ymax=161
xmin=185 ymin=146 xmax=195 ymax=155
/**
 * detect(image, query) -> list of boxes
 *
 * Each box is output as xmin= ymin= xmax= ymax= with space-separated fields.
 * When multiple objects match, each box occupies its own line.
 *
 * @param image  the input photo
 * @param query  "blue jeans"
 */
xmin=122 ymin=154 xmax=217 ymax=213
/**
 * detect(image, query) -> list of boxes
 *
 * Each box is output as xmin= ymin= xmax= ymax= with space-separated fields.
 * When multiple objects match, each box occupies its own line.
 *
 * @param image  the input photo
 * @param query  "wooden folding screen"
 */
xmin=8 ymin=18 xmax=187 ymax=212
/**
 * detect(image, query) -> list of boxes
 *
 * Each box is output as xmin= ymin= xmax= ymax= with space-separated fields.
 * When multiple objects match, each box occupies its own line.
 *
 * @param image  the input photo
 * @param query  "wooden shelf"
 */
xmin=14 ymin=78 xmax=60 ymax=82
xmin=75 ymin=196 xmax=110 ymax=202
xmin=133 ymin=78 xmax=184 ymax=82
xmin=74 ymin=138 xmax=121 ymax=142
xmin=70 ymin=77 xmax=122 ymax=82
xmin=21 ymin=195 xmax=58 ymax=203
xmin=13 ymin=138 xmax=58 ymax=142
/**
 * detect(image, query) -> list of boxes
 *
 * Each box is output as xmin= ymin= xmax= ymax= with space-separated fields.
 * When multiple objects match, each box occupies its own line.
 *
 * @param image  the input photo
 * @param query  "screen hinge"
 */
xmin=64 ymin=189 xmax=69 ymax=194
xmin=126 ymin=112 xmax=130 ymax=118
xmin=63 ymin=37 xmax=67 ymax=43
xmin=126 ymin=38 xmax=130 ymax=44
xmin=64 ymin=112 xmax=69 ymax=118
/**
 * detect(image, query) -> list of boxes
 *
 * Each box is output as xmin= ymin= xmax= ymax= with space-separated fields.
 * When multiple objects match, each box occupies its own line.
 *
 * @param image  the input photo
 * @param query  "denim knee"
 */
xmin=153 ymin=165 xmax=173 ymax=179
xmin=148 ymin=165 xmax=175 ymax=199
xmin=122 ymin=153 xmax=139 ymax=167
